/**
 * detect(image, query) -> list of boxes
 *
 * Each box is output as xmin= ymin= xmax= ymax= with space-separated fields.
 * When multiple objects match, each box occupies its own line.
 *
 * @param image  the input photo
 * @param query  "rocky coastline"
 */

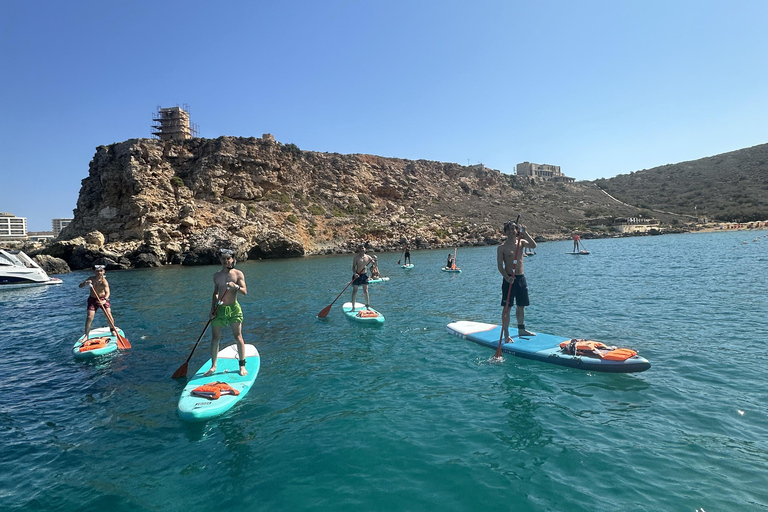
xmin=8 ymin=135 xmax=705 ymax=272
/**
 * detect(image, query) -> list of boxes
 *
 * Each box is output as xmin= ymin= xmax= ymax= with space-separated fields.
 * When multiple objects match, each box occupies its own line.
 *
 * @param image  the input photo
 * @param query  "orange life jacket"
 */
xmin=560 ymin=339 xmax=638 ymax=361
xmin=191 ymin=382 xmax=241 ymax=400
xmin=357 ymin=310 xmax=379 ymax=318
xmin=79 ymin=337 xmax=111 ymax=352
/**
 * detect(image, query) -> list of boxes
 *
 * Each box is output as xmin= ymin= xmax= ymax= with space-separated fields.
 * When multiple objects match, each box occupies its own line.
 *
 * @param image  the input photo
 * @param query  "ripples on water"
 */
xmin=1 ymin=230 xmax=767 ymax=511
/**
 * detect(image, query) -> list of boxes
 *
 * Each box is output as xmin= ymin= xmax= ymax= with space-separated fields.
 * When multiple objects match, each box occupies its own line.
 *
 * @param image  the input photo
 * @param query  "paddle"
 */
xmin=172 ymin=288 xmax=229 ymax=379
xmin=317 ymin=278 xmax=355 ymax=318
xmin=494 ymin=215 xmax=522 ymax=359
xmin=89 ymin=284 xmax=131 ymax=349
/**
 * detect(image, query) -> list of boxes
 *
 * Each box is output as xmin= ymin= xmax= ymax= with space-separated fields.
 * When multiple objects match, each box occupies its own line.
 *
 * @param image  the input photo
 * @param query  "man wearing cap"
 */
xmin=350 ymin=245 xmax=374 ymax=311
xmin=497 ymin=219 xmax=537 ymax=342
xmin=78 ymin=264 xmax=116 ymax=337
xmin=204 ymin=248 xmax=249 ymax=377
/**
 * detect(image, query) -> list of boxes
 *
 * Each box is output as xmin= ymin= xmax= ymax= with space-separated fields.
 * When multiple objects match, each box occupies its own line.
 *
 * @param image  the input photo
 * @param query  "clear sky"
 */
xmin=2 ymin=1 xmax=767 ymax=231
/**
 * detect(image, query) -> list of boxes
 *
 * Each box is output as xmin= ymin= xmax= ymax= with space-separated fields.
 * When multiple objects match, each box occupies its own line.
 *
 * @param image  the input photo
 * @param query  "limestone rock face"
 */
xmin=52 ymin=135 xmax=654 ymax=268
xmin=33 ymin=254 xmax=71 ymax=275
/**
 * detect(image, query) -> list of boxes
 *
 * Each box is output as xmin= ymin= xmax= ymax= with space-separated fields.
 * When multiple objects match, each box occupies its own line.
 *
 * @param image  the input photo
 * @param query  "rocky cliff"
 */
xmin=52 ymin=135 xmax=660 ymax=269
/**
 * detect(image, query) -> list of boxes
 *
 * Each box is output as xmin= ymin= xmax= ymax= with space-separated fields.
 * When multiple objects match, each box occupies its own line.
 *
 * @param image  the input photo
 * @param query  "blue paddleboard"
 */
xmin=368 ymin=277 xmax=390 ymax=284
xmin=178 ymin=344 xmax=260 ymax=421
xmin=446 ymin=321 xmax=650 ymax=373
xmin=401 ymin=264 xmax=414 ymax=269
xmin=73 ymin=327 xmax=123 ymax=359
xmin=342 ymin=302 xmax=385 ymax=325
xmin=441 ymin=267 xmax=462 ymax=273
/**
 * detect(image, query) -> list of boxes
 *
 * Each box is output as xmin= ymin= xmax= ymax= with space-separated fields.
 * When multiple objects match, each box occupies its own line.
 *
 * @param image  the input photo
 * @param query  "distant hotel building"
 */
xmin=152 ymin=105 xmax=199 ymax=141
xmin=516 ymin=162 xmax=574 ymax=183
xmin=52 ymin=218 xmax=73 ymax=237
xmin=0 ymin=212 xmax=27 ymax=240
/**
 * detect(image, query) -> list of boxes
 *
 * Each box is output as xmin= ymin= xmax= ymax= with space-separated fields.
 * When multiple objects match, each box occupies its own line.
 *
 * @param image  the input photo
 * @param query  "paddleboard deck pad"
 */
xmin=342 ymin=302 xmax=385 ymax=325
xmin=446 ymin=321 xmax=650 ymax=373
xmin=178 ymin=344 xmax=260 ymax=421
xmin=73 ymin=327 xmax=123 ymax=359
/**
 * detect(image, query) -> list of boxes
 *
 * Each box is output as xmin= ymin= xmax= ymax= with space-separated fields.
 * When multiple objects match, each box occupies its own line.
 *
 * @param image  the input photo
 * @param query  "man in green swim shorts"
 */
xmin=204 ymin=248 xmax=249 ymax=377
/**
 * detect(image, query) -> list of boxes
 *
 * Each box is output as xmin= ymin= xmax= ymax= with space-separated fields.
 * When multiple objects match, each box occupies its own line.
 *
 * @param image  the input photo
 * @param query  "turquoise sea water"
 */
xmin=1 ymin=230 xmax=767 ymax=511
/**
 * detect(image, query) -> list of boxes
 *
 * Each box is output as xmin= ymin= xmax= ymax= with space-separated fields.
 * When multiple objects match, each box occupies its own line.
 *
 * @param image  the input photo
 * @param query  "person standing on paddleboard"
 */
xmin=78 ymin=264 xmax=116 ymax=338
xmin=403 ymin=245 xmax=411 ymax=265
xmin=205 ymin=248 xmax=249 ymax=377
xmin=498 ymin=219 xmax=537 ymax=342
xmin=350 ymin=245 xmax=374 ymax=311
xmin=573 ymin=233 xmax=581 ymax=252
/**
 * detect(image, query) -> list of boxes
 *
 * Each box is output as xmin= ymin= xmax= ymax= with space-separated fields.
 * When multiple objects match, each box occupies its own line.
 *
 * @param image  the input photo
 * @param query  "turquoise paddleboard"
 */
xmin=441 ymin=267 xmax=462 ymax=273
xmin=73 ymin=327 xmax=122 ymax=359
xmin=342 ymin=302 xmax=385 ymax=325
xmin=368 ymin=277 xmax=390 ymax=284
xmin=446 ymin=321 xmax=650 ymax=373
xmin=178 ymin=344 xmax=260 ymax=422
xmin=401 ymin=264 xmax=414 ymax=269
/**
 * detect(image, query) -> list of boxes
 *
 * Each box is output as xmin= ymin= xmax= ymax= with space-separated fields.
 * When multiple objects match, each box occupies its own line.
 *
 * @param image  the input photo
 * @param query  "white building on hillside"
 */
xmin=0 ymin=212 xmax=28 ymax=240
xmin=52 ymin=218 xmax=73 ymax=237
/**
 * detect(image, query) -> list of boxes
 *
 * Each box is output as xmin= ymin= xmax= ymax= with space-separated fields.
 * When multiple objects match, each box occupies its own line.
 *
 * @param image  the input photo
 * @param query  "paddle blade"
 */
xmin=317 ymin=305 xmax=332 ymax=318
xmin=397 ymin=260 xmax=401 ymax=265
xmin=116 ymin=335 xmax=131 ymax=350
xmin=493 ymin=341 xmax=504 ymax=359
xmin=172 ymin=362 xmax=188 ymax=379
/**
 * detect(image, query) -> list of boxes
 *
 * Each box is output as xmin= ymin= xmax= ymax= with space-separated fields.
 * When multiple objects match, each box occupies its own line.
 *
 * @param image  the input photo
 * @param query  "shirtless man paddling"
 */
xmin=497 ymin=219 xmax=537 ymax=343
xmin=204 ymin=249 xmax=248 ymax=377
xmin=350 ymin=245 xmax=374 ymax=312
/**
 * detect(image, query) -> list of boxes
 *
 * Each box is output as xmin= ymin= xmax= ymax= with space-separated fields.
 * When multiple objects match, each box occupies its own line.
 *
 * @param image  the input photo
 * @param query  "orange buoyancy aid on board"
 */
xmin=79 ymin=337 xmax=111 ymax=352
xmin=357 ymin=310 xmax=379 ymax=318
xmin=191 ymin=382 xmax=241 ymax=400
xmin=560 ymin=339 xmax=638 ymax=361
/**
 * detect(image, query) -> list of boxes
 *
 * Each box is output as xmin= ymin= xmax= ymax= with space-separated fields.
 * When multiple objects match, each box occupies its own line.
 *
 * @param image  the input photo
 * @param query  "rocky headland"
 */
xmin=32 ymin=134 xmax=687 ymax=270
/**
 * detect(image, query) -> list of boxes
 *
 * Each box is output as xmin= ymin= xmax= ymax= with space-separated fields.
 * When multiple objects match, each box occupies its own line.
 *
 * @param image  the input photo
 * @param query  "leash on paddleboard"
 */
xmin=89 ymin=283 xmax=131 ymax=349
xmin=494 ymin=215 xmax=522 ymax=359
xmin=317 ymin=278 xmax=356 ymax=318
xmin=172 ymin=288 xmax=229 ymax=379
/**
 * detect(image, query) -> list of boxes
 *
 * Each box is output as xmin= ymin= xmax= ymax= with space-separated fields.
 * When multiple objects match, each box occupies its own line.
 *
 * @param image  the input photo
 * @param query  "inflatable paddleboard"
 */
xmin=441 ymin=267 xmax=462 ymax=273
xmin=368 ymin=277 xmax=390 ymax=284
xmin=342 ymin=302 xmax=385 ymax=325
xmin=566 ymin=251 xmax=590 ymax=255
xmin=446 ymin=321 xmax=650 ymax=373
xmin=178 ymin=344 xmax=260 ymax=422
xmin=73 ymin=327 xmax=122 ymax=359
xmin=401 ymin=264 xmax=414 ymax=269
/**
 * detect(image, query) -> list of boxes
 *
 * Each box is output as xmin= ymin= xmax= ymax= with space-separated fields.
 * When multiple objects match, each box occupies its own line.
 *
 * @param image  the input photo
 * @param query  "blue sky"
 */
xmin=2 ymin=1 xmax=767 ymax=231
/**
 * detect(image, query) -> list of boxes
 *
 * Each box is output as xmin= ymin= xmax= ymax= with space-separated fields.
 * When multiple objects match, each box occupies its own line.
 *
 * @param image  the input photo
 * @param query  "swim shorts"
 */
xmin=501 ymin=275 xmax=530 ymax=308
xmin=87 ymin=296 xmax=111 ymax=311
xmin=212 ymin=301 xmax=244 ymax=327
xmin=353 ymin=272 xmax=369 ymax=286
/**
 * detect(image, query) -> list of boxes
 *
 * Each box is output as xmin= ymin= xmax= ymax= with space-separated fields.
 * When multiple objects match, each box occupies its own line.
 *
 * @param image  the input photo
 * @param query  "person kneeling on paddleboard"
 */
xmin=497 ymin=219 xmax=537 ymax=342
xmin=350 ymin=245 xmax=374 ymax=312
xmin=205 ymin=248 xmax=249 ymax=377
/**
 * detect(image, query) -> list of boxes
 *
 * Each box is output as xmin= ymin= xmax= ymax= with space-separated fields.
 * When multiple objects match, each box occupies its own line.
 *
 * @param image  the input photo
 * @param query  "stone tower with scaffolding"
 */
xmin=152 ymin=105 xmax=199 ymax=141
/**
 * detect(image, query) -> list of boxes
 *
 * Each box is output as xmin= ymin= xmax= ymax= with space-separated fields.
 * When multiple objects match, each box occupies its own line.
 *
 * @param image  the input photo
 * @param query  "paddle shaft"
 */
xmin=172 ymin=288 xmax=229 ymax=378
xmin=494 ymin=215 xmax=522 ymax=358
xmin=318 ymin=278 xmax=355 ymax=318
xmin=89 ymin=284 xmax=130 ymax=349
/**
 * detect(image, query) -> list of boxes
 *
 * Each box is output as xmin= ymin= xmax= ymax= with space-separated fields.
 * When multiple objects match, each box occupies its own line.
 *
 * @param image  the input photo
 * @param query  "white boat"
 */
xmin=0 ymin=249 xmax=63 ymax=289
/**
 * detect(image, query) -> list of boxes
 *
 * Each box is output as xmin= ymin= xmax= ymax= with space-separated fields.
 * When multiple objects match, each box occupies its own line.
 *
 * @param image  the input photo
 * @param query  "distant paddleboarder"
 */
xmin=403 ymin=245 xmax=411 ymax=265
xmin=573 ymin=233 xmax=581 ymax=252
xmin=498 ymin=219 xmax=537 ymax=342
